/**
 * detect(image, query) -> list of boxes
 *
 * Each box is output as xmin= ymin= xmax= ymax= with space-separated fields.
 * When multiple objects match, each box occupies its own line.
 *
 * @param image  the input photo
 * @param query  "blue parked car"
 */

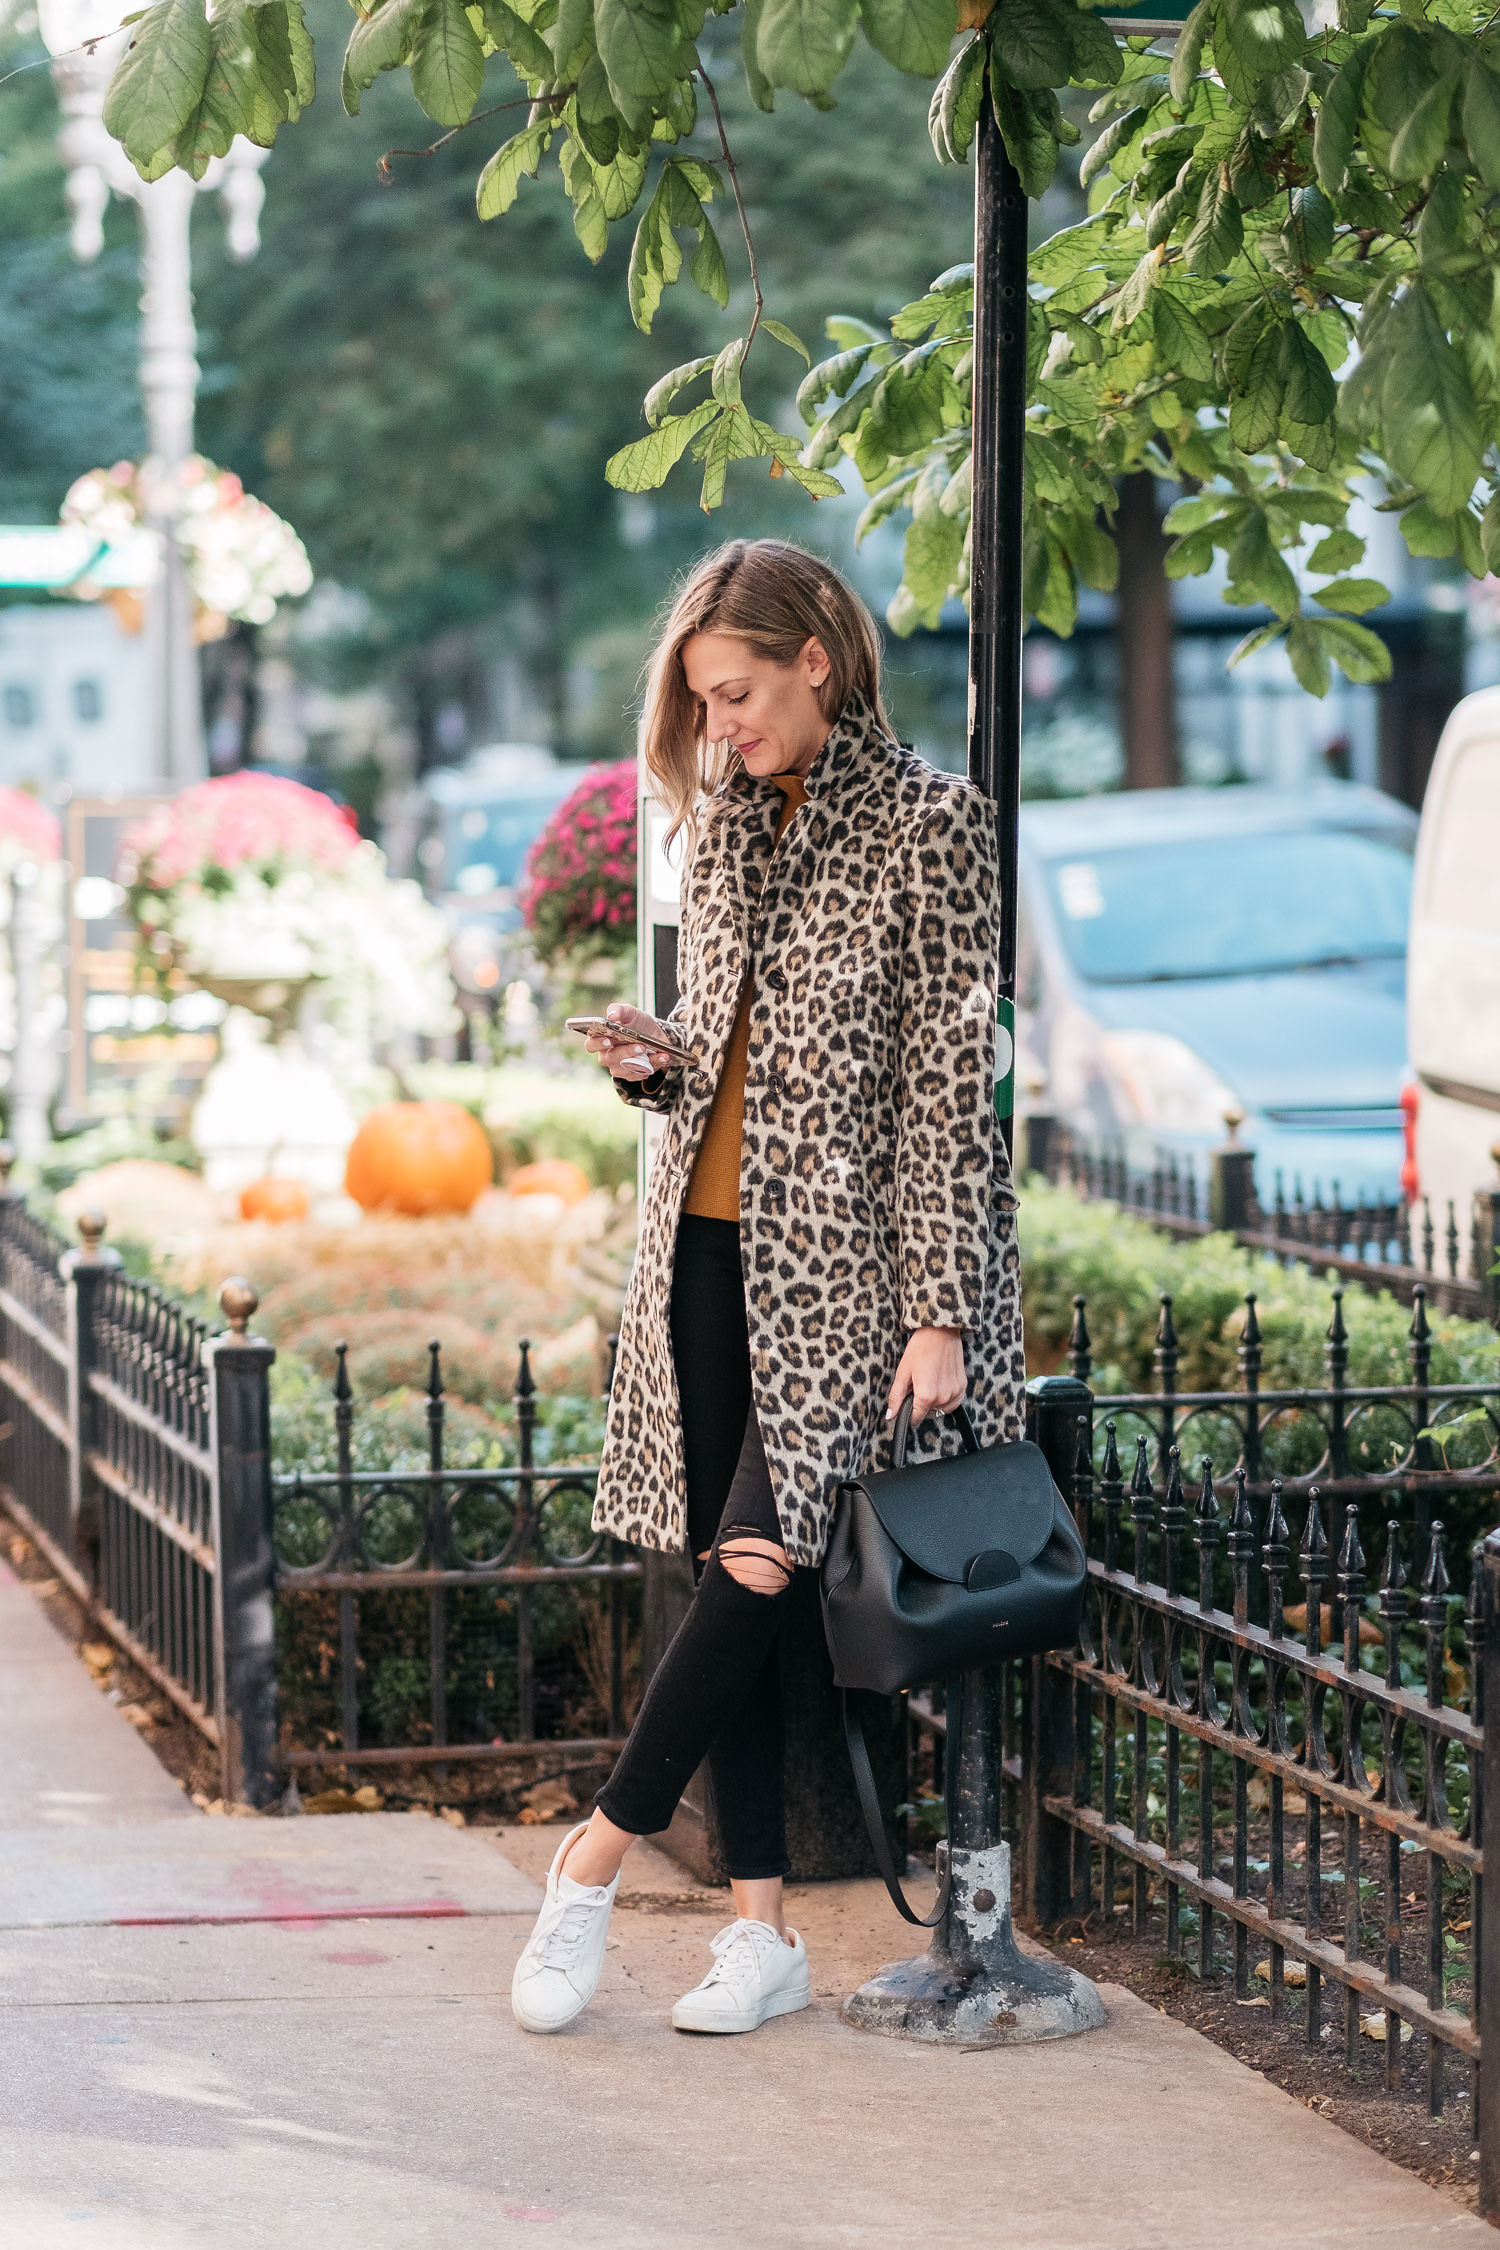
xmin=1016 ymin=784 xmax=1418 ymax=1204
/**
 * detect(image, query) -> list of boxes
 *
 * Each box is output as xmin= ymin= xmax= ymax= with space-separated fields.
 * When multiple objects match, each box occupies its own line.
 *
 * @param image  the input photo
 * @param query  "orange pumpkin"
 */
xmin=344 ymin=1101 xmax=493 ymax=1216
xmin=239 ymin=1176 xmax=311 ymax=1224
xmin=507 ymin=1157 xmax=592 ymax=1206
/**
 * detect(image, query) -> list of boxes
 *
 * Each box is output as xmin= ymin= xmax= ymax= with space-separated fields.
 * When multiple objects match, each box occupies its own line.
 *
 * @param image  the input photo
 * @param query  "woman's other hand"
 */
xmin=886 ymin=1328 xmax=967 ymax=1425
xmin=588 ymin=1002 xmax=675 ymax=1083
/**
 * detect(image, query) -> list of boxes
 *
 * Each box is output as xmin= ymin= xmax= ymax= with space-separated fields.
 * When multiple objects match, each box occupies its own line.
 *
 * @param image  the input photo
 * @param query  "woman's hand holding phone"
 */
xmin=584 ymin=1004 xmax=678 ymax=1082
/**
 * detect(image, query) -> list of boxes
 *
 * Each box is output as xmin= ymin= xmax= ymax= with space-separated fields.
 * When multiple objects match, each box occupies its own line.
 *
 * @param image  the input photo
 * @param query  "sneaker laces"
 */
xmin=702 ymin=1919 xmax=782 ymax=1995
xmin=530 ymin=1886 xmax=606 ymax=1970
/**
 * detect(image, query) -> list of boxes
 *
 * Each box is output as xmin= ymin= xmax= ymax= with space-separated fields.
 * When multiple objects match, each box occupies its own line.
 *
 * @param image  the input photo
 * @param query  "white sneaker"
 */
xmin=511 ymin=1822 xmax=619 ymax=2034
xmin=671 ymin=1919 xmax=811 ymax=2035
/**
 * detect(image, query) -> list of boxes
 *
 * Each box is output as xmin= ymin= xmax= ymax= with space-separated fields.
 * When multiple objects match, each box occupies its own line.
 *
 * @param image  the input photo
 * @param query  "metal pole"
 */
xmin=137 ymin=171 xmax=205 ymax=784
xmin=842 ymin=92 xmax=1104 ymax=2044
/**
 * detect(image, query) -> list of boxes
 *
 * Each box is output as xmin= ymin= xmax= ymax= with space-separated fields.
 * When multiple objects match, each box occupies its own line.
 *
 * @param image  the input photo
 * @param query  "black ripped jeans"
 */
xmin=595 ymin=1214 xmax=793 ymax=1880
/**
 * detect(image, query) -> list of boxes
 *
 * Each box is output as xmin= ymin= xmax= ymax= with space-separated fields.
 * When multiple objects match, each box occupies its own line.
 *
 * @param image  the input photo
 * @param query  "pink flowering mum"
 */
xmin=0 ymin=788 xmax=61 ymax=864
xmin=123 ymin=772 xmax=359 ymax=891
xmin=519 ymin=761 xmax=636 ymax=965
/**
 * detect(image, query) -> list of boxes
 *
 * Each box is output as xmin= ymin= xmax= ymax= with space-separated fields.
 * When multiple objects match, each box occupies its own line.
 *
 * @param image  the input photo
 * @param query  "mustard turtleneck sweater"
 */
xmin=683 ymin=772 xmax=808 ymax=1222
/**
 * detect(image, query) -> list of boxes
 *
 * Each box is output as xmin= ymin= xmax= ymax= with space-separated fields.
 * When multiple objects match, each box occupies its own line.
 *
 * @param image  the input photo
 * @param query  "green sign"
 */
xmin=994 ymin=993 xmax=1016 ymax=1126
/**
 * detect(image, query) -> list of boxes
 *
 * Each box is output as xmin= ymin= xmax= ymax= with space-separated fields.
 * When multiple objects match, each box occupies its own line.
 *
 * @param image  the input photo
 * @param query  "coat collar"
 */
xmin=717 ymin=690 xmax=884 ymax=819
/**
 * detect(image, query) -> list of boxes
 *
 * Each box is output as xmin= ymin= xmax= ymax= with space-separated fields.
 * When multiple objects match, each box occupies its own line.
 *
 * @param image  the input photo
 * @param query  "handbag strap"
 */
xmin=890 ymin=1397 xmax=981 ymax=1468
xmin=841 ymin=1686 xmax=954 ymax=1930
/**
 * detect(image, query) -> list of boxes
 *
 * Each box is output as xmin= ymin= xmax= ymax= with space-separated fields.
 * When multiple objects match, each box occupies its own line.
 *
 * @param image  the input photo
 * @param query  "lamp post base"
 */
xmin=842 ymin=1839 xmax=1105 ymax=2046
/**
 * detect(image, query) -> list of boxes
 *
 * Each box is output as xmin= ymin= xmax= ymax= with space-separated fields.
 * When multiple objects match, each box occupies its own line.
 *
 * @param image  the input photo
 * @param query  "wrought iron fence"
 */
xmin=270 ymin=1336 xmax=640 ymax=1780
xmin=1022 ymin=1116 xmax=1500 ymax=1323
xmin=1004 ymin=1273 xmax=1500 ymax=2192
xmin=0 ymin=1189 xmax=275 ymax=1798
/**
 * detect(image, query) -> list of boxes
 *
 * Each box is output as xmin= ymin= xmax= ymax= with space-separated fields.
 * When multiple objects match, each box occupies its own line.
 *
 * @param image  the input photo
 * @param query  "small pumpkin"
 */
xmin=344 ymin=1100 xmax=493 ymax=1216
xmin=507 ymin=1157 xmax=592 ymax=1206
xmin=239 ymin=1176 xmax=310 ymax=1224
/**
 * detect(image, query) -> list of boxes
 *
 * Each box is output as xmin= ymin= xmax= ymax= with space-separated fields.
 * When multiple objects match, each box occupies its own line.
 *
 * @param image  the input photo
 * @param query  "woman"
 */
xmin=511 ymin=538 xmax=1024 ymax=2037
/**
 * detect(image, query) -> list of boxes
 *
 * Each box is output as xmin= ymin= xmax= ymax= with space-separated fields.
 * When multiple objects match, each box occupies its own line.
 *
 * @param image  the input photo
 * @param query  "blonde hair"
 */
xmin=639 ymin=538 xmax=892 ymax=843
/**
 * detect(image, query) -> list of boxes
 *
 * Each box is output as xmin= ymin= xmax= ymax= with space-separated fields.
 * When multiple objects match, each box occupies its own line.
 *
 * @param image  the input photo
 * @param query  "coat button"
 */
xmin=765 ymin=965 xmax=787 ymax=992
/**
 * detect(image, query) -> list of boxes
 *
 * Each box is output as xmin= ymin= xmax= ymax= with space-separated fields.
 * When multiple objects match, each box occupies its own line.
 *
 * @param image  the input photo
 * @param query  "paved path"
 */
xmin=0 ymin=1556 xmax=1490 ymax=2249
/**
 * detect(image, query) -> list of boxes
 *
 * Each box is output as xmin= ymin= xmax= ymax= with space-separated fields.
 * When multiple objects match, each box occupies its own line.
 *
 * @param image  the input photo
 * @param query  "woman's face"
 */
xmin=681 ymin=631 xmax=834 ymax=779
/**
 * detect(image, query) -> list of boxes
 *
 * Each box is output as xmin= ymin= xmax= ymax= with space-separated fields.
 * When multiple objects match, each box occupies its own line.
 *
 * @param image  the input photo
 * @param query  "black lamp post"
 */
xmin=841 ymin=96 xmax=1106 ymax=2045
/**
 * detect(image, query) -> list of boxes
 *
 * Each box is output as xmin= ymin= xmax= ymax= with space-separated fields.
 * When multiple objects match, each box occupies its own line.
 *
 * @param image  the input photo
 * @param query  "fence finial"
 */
xmin=77 ymin=1209 xmax=107 ymax=1257
xmin=1222 ymin=1103 xmax=1245 ymax=1145
xmin=219 ymin=1276 xmax=259 ymax=1337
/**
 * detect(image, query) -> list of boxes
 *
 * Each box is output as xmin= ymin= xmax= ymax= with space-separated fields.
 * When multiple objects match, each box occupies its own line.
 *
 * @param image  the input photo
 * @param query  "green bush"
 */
xmin=1018 ymin=1179 xmax=1499 ymax=1398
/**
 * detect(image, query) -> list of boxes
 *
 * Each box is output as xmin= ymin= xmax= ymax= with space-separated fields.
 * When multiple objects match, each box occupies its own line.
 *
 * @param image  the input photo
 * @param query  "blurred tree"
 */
xmin=0 ymin=51 xmax=141 ymax=524
xmin=187 ymin=2 xmax=972 ymax=757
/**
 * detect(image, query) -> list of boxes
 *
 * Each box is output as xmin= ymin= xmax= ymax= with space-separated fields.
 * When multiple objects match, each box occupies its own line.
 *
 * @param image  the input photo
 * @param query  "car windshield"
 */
xmin=1041 ymin=829 xmax=1413 ymax=985
xmin=445 ymin=793 xmax=568 ymax=893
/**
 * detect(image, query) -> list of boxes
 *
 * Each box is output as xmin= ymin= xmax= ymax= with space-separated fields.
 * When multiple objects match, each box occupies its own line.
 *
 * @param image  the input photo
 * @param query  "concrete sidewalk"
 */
xmin=0 ymin=1555 xmax=1490 ymax=2249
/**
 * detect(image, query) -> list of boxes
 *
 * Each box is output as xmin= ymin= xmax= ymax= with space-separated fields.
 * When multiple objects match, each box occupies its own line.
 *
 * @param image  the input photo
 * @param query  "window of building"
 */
xmin=2 ymin=684 xmax=35 ymax=729
xmin=72 ymin=678 xmax=103 ymax=723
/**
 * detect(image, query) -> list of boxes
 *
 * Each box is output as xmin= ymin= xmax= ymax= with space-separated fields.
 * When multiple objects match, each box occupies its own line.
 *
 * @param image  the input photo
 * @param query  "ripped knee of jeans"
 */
xmin=716 ymin=1529 xmax=793 ymax=1598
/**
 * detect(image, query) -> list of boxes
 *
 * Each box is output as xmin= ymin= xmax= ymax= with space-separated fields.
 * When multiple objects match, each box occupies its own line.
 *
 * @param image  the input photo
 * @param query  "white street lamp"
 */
xmin=37 ymin=0 xmax=270 ymax=784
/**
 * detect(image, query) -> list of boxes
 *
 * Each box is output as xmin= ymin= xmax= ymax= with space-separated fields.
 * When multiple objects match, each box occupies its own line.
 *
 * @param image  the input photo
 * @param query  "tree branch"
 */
xmin=697 ymin=61 xmax=763 ymax=354
xmin=378 ymin=87 xmax=572 ymax=180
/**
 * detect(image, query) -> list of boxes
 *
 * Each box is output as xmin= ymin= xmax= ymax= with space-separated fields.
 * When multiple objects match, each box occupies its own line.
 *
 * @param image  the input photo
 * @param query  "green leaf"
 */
xmin=697 ymin=404 xmax=765 ymax=509
xmin=1078 ymin=103 xmax=1143 ymax=189
xmin=1312 ymin=575 xmax=1388 ymax=614
xmin=170 ymin=0 xmax=258 ymax=175
xmin=587 ymin=140 xmax=650 ymax=218
xmin=1317 ymin=615 xmax=1392 ymax=683
xmin=411 ymin=0 xmax=485 ymax=125
xmin=1226 ymin=621 xmax=1285 ymax=669
xmin=749 ymin=419 xmax=845 ymax=497
xmin=929 ymin=34 xmax=985 ymax=160
xmin=1383 ymin=287 xmax=1483 ymax=515
xmin=475 ymin=116 xmax=551 ymax=215
xmin=282 ymin=0 xmax=316 ymax=108
xmin=644 ymin=353 xmax=715 ymax=424
xmin=342 ymin=0 xmax=421 ymax=114
xmin=1184 ymin=167 xmax=1244 ymax=276
xmin=103 ymin=0 xmax=213 ymax=169
xmin=988 ymin=0 xmax=1074 ymax=90
xmin=903 ymin=507 xmax=964 ymax=627
xmin=859 ymin=0 xmax=954 ymax=76
xmin=1169 ymin=0 xmax=1209 ymax=108
xmin=741 ymin=0 xmax=776 ymax=108
xmin=1065 ymin=6 xmax=1122 ymax=90
xmin=480 ymin=0 xmax=555 ymax=74
xmin=1287 ymin=618 xmax=1331 ymax=696
xmin=991 ymin=67 xmax=1060 ymax=197
xmin=690 ymin=217 xmax=729 ymax=307
xmin=757 ymin=0 xmax=859 ymax=95
xmin=550 ymin=0 xmax=593 ymax=70
xmin=1464 ymin=61 xmax=1500 ymax=191
xmin=1164 ymin=525 xmax=1216 ymax=576
xmin=1313 ymin=43 xmax=1363 ymax=195
xmin=1277 ymin=321 xmax=1335 ymax=427
xmin=1482 ymin=487 xmax=1500 ymax=573
xmin=597 ymin=0 xmax=689 ymax=123
xmin=866 ymin=347 xmax=949 ymax=452
xmin=1308 ymin=526 xmax=1364 ymax=573
xmin=797 ymin=339 xmax=881 ymax=420
xmin=1226 ymin=508 xmax=1298 ymax=618
xmin=607 ymin=399 xmax=722 ymax=491
xmin=1151 ymin=290 xmax=1214 ymax=383
xmin=762 ymin=317 xmax=811 ymax=364
xmin=712 ymin=336 xmax=746 ymax=405
xmin=1282 ymin=183 xmax=1333 ymax=270
xmin=1397 ymin=501 xmax=1458 ymax=558
xmin=1388 ymin=69 xmax=1458 ymax=183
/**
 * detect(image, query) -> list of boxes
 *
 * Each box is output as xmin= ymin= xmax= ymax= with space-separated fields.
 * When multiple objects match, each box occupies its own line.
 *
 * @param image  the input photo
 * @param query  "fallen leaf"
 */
xmin=80 ymin=1643 xmax=115 ymax=1674
xmin=1254 ymin=1958 xmax=1308 ymax=1988
xmin=438 ymin=1805 xmax=467 ymax=1828
xmin=120 ymin=1703 xmax=155 ymax=1730
xmin=302 ymin=1785 xmax=384 ymax=1816
xmin=1360 ymin=2012 xmax=1413 ymax=2044
xmin=1282 ymin=1603 xmax=1382 ymax=1648
xmin=519 ymin=1777 xmax=577 ymax=1822
xmin=1236 ymin=1996 xmax=1270 ymax=2007
xmin=1245 ymin=1776 xmax=1306 ymax=1815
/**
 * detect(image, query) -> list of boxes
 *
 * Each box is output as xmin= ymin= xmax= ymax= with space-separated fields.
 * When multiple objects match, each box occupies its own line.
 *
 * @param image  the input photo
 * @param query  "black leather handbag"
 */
xmin=821 ymin=1397 xmax=1087 ymax=1925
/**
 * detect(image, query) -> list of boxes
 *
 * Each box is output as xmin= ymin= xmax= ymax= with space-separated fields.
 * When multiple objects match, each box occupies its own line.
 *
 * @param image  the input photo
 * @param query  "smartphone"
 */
xmin=564 ymin=1015 xmax=701 ymax=1069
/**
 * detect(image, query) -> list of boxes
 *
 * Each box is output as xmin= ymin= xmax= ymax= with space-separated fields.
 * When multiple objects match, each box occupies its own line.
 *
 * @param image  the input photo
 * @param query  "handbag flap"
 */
xmin=845 ymin=1438 xmax=1062 ymax=1585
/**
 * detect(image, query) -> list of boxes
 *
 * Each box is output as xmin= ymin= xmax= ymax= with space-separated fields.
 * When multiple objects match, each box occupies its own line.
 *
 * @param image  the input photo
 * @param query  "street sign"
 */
xmin=0 ymin=525 xmax=157 ymax=592
xmin=1103 ymin=2 xmax=1195 ymax=24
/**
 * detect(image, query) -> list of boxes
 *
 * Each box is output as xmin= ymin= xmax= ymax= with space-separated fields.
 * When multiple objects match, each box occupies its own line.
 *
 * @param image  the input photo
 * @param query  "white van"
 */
xmin=1407 ymin=689 xmax=1500 ymax=1221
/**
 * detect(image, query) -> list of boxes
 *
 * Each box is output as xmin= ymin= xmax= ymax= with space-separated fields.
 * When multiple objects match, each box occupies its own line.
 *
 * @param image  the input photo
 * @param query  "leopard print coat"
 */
xmin=592 ymin=693 xmax=1025 ymax=1569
